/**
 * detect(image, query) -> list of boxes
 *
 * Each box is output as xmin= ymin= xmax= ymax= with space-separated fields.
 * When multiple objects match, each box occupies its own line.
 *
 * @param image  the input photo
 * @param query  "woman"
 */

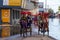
xmin=19 ymin=14 xmax=27 ymax=37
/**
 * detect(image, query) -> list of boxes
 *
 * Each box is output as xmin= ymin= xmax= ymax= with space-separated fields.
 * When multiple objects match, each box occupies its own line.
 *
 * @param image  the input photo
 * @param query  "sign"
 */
xmin=9 ymin=0 xmax=22 ymax=6
xmin=39 ymin=8 xmax=44 ymax=12
xmin=3 ymin=0 xmax=22 ymax=6
xmin=38 ymin=2 xmax=43 ymax=8
xmin=1 ymin=9 xmax=10 ymax=23
xmin=2 ymin=24 xmax=10 ymax=37
xmin=3 ymin=0 xmax=8 ymax=5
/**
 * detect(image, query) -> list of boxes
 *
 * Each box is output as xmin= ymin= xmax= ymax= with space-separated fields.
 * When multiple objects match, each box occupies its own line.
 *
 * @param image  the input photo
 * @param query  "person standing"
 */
xmin=19 ymin=14 xmax=27 ymax=37
xmin=27 ymin=14 xmax=32 ymax=28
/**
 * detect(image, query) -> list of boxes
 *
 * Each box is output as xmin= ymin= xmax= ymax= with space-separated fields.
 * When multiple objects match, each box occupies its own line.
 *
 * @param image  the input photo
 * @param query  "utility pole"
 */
xmin=45 ymin=0 xmax=47 ymax=8
xmin=45 ymin=0 xmax=47 ymax=12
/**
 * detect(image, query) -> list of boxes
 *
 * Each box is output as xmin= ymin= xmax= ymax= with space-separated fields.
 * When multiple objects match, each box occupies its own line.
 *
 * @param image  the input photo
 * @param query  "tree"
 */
xmin=58 ymin=6 xmax=60 ymax=11
xmin=48 ymin=8 xmax=54 ymax=14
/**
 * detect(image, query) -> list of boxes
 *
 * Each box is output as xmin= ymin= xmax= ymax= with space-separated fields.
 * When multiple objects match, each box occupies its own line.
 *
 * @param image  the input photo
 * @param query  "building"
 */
xmin=0 ymin=0 xmax=22 ymax=37
xmin=0 ymin=0 xmax=22 ymax=25
xmin=0 ymin=0 xmax=39 ymax=37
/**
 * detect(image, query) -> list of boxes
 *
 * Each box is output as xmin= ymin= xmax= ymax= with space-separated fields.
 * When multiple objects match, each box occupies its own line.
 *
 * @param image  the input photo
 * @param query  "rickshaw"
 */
xmin=38 ymin=12 xmax=49 ymax=36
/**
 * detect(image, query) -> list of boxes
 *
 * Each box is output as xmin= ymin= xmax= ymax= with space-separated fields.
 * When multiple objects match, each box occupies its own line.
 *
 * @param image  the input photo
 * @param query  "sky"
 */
xmin=39 ymin=0 xmax=60 ymax=12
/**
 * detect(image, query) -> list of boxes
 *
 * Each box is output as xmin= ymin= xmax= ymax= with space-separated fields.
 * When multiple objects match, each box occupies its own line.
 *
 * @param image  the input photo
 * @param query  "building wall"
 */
xmin=0 ymin=0 xmax=22 ymax=8
xmin=21 ymin=0 xmax=35 ymax=10
xmin=29 ymin=7 xmax=39 ymax=15
xmin=21 ymin=0 xmax=26 ymax=8
xmin=0 ymin=0 xmax=22 ymax=24
xmin=0 ymin=0 xmax=3 ymax=6
xmin=25 ymin=0 xmax=35 ymax=9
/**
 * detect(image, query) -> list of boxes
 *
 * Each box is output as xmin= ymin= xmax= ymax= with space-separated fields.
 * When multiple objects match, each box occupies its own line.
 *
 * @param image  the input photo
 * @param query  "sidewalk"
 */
xmin=0 ymin=34 xmax=56 ymax=40
xmin=0 ymin=22 xmax=56 ymax=40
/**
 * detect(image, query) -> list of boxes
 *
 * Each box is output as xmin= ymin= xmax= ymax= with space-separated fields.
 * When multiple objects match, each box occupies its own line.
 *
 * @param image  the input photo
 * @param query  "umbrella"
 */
xmin=21 ymin=11 xmax=27 ymax=14
xmin=27 ymin=12 xmax=31 ymax=15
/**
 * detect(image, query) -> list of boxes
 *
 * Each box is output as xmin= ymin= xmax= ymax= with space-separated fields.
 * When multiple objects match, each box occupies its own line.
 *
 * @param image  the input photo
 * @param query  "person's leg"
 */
xmin=26 ymin=27 xmax=27 ymax=37
xmin=22 ymin=27 xmax=25 ymax=37
xmin=0 ymin=30 xmax=2 ymax=37
xmin=20 ymin=24 xmax=23 ymax=37
xmin=24 ymin=24 xmax=27 ymax=37
xmin=22 ymin=24 xmax=25 ymax=37
xmin=38 ymin=25 xmax=40 ymax=35
xmin=29 ymin=24 xmax=32 ymax=36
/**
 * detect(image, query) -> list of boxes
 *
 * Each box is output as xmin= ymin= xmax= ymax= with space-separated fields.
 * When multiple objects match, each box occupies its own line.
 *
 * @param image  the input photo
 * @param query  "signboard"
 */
xmin=38 ymin=2 xmax=43 ymax=8
xmin=3 ymin=0 xmax=8 ymax=5
xmin=9 ymin=0 xmax=22 ymax=6
xmin=3 ymin=0 xmax=22 ymax=6
xmin=2 ymin=24 xmax=10 ymax=37
xmin=39 ymin=8 xmax=44 ymax=11
xmin=1 ymin=9 xmax=10 ymax=23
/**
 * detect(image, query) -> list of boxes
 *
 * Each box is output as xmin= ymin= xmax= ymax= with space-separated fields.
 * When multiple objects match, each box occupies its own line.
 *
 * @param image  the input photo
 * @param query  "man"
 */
xmin=27 ymin=14 xmax=32 ymax=28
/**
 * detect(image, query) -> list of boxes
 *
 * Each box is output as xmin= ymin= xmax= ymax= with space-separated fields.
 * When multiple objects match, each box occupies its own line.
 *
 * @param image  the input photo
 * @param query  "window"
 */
xmin=12 ymin=10 xmax=20 ymax=19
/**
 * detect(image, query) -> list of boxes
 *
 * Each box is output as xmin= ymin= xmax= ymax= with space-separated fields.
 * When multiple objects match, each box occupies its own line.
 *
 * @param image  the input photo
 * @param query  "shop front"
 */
xmin=0 ymin=0 xmax=22 ymax=37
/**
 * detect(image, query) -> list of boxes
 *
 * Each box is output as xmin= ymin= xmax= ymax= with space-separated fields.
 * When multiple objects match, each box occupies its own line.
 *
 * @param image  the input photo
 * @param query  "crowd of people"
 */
xmin=19 ymin=13 xmax=49 ymax=37
xmin=19 ymin=14 xmax=32 ymax=37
